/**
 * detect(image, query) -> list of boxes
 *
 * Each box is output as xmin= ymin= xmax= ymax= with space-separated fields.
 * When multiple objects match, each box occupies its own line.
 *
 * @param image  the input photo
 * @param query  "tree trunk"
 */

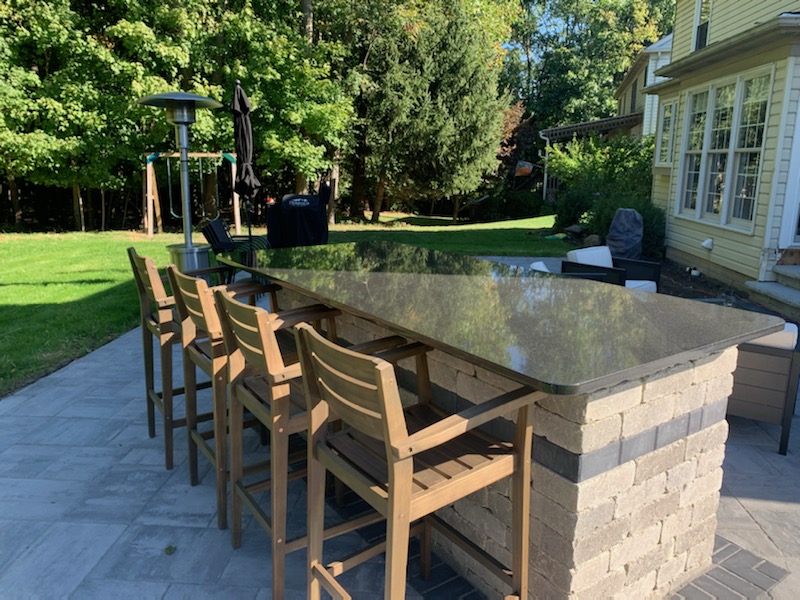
xmin=100 ymin=189 xmax=106 ymax=231
xmin=371 ymin=175 xmax=386 ymax=222
xmin=86 ymin=188 xmax=94 ymax=231
xmin=152 ymin=172 xmax=163 ymax=233
xmin=9 ymin=174 xmax=21 ymax=226
xmin=327 ymin=160 xmax=339 ymax=225
xmin=350 ymin=152 xmax=367 ymax=221
xmin=203 ymin=170 xmax=217 ymax=219
xmin=452 ymin=197 xmax=460 ymax=222
xmin=72 ymin=182 xmax=85 ymax=232
xmin=302 ymin=0 xmax=313 ymax=42
xmin=295 ymin=172 xmax=308 ymax=194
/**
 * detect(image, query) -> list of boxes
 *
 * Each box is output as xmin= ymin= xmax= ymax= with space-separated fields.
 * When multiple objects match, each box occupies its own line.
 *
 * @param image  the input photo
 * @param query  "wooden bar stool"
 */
xmin=167 ymin=265 xmax=298 ymax=529
xmin=295 ymin=322 xmax=543 ymax=600
xmin=215 ymin=290 xmax=431 ymax=599
xmin=127 ymin=247 xmax=279 ymax=470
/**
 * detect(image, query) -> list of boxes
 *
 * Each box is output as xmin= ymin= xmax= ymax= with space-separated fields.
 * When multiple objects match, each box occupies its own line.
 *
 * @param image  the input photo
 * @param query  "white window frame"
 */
xmin=655 ymin=100 xmax=677 ymax=167
xmin=675 ymin=67 xmax=772 ymax=232
xmin=693 ymin=0 xmax=712 ymax=52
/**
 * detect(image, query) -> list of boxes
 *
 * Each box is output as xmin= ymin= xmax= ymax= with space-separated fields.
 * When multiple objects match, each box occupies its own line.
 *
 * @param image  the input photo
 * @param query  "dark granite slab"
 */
xmin=220 ymin=242 xmax=783 ymax=394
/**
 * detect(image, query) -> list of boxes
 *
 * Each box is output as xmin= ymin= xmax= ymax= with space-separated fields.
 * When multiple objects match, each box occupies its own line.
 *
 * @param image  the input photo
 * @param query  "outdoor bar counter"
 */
xmin=220 ymin=241 xmax=783 ymax=598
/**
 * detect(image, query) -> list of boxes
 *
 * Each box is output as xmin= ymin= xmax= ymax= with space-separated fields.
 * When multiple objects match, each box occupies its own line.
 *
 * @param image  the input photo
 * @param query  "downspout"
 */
xmin=539 ymin=131 xmax=551 ymax=203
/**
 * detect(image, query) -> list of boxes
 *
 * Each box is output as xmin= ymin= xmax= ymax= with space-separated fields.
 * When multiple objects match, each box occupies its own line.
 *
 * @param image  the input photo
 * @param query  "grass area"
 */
xmin=0 ymin=214 xmax=569 ymax=397
xmin=331 ymin=213 xmax=569 ymax=256
xmin=0 ymin=231 xmax=184 ymax=397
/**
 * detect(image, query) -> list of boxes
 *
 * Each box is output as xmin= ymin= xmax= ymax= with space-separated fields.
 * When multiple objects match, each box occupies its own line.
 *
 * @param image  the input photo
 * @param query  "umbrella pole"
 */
xmin=246 ymin=198 xmax=253 ymax=266
xmin=246 ymin=198 xmax=252 ymax=240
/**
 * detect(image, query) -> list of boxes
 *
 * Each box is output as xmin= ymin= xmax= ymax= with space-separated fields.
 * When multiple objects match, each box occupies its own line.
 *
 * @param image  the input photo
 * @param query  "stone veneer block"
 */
xmin=435 ymin=350 xmax=735 ymax=599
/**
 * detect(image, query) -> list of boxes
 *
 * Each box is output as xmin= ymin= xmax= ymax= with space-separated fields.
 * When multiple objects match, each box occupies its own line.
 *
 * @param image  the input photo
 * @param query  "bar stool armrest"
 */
xmin=393 ymin=388 xmax=544 ymax=460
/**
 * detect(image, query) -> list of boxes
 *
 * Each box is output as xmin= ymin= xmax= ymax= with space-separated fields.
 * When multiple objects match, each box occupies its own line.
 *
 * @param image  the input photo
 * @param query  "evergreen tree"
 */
xmin=317 ymin=0 xmax=515 ymax=219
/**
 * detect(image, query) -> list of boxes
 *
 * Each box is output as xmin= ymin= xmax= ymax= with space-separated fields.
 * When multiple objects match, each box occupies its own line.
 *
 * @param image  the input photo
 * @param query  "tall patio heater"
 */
xmin=138 ymin=91 xmax=223 ymax=272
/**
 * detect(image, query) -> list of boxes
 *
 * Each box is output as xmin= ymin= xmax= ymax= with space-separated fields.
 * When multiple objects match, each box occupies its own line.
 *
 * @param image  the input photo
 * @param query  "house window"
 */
xmin=655 ymin=101 xmax=676 ymax=166
xmin=630 ymin=79 xmax=637 ymax=113
xmin=732 ymin=75 xmax=770 ymax=223
xmin=695 ymin=0 xmax=711 ymax=51
xmin=677 ymin=72 xmax=770 ymax=228
xmin=682 ymin=90 xmax=708 ymax=211
xmin=702 ymin=84 xmax=735 ymax=221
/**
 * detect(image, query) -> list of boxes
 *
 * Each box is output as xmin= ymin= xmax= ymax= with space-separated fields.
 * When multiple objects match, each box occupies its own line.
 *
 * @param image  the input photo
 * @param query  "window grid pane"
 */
xmin=658 ymin=104 xmax=674 ymax=164
xmin=710 ymin=85 xmax=735 ymax=150
xmin=678 ymin=74 xmax=770 ymax=226
xmin=684 ymin=153 xmax=701 ymax=211
xmin=704 ymin=153 xmax=726 ymax=216
xmin=732 ymin=152 xmax=760 ymax=221
xmin=738 ymin=76 xmax=769 ymax=149
xmin=687 ymin=91 xmax=708 ymax=151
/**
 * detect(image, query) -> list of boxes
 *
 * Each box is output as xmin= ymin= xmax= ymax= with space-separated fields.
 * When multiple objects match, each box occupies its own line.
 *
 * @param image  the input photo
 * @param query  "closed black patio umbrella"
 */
xmin=231 ymin=81 xmax=260 ymax=247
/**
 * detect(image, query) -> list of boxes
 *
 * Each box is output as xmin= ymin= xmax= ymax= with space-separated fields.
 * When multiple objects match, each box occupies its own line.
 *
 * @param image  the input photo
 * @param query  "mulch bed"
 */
xmin=657 ymin=259 xmax=733 ymax=300
xmin=658 ymin=258 xmax=789 ymax=320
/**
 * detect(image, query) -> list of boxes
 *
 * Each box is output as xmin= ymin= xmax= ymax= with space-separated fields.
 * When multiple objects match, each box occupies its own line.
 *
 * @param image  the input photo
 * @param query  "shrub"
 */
xmin=548 ymin=135 xmax=665 ymax=258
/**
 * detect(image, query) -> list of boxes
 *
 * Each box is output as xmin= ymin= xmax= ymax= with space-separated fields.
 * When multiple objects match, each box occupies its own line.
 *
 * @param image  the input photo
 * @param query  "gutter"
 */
xmin=539 ymin=131 xmax=551 ymax=204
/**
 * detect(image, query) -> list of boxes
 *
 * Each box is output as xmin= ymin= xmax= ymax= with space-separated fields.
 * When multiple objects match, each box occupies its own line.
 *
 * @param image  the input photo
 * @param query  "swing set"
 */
xmin=142 ymin=151 xmax=247 ymax=238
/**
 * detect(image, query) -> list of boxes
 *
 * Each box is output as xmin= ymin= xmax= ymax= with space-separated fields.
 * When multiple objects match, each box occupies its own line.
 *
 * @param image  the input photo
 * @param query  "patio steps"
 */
xmin=746 ymin=265 xmax=800 ymax=319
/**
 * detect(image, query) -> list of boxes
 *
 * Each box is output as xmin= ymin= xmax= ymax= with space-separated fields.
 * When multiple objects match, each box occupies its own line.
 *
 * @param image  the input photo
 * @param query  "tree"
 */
xmin=0 ymin=0 xmax=352 ymax=230
xmin=317 ymin=0 xmax=516 ymax=220
xmin=504 ymin=0 xmax=674 ymax=128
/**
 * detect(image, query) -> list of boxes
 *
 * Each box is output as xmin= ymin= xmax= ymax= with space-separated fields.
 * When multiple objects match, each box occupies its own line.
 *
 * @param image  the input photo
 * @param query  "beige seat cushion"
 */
xmin=750 ymin=322 xmax=798 ymax=350
xmin=566 ymin=246 xmax=614 ymax=268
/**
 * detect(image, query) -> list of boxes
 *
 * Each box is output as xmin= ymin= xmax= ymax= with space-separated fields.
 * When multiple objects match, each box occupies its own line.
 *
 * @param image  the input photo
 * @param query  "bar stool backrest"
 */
xmin=215 ymin=289 xmax=288 ymax=380
xmin=168 ymin=266 xmax=222 ymax=340
xmin=296 ymin=322 xmax=408 ymax=446
xmin=127 ymin=247 xmax=171 ymax=322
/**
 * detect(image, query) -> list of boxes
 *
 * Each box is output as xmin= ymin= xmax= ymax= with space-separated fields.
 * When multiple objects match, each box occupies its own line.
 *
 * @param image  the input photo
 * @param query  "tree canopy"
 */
xmin=0 ymin=0 xmax=677 ymax=229
xmin=503 ymin=0 xmax=674 ymax=128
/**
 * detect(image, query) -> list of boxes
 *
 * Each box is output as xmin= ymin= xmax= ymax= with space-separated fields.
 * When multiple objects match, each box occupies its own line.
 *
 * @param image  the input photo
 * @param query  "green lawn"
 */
xmin=0 ymin=215 xmax=569 ymax=397
xmin=329 ymin=213 xmax=569 ymax=256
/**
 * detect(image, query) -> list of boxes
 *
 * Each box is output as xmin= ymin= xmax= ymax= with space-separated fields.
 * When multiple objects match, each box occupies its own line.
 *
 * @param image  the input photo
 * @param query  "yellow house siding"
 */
xmin=710 ymin=1 xmax=797 ymax=46
xmin=652 ymin=172 xmax=671 ymax=213
xmin=671 ymin=1 xmax=796 ymax=63
xmin=668 ymin=217 xmax=763 ymax=278
xmin=653 ymin=48 xmax=795 ymax=280
xmin=672 ymin=0 xmax=696 ymax=62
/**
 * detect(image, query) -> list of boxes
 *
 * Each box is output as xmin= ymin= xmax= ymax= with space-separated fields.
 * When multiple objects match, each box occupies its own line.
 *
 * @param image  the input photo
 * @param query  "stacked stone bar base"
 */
xmin=276 ymin=289 xmax=736 ymax=599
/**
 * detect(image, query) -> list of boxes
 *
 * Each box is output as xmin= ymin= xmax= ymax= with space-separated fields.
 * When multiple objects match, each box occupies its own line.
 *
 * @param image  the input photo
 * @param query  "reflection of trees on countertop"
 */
xmin=502 ymin=275 xmax=643 ymax=388
xmin=243 ymin=242 xmax=783 ymax=392
xmin=254 ymin=242 xmax=497 ymax=276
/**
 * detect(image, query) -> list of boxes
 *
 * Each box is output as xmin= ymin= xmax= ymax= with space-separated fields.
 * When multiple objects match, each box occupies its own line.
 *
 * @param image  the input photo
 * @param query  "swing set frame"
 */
xmin=142 ymin=151 xmax=245 ymax=238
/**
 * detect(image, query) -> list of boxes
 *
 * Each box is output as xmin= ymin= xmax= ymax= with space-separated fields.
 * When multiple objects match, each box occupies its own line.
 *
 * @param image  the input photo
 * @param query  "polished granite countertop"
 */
xmin=221 ymin=242 xmax=784 ymax=394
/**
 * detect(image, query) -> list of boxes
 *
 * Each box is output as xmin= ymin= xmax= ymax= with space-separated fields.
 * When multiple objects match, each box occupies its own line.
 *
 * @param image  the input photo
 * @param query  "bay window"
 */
xmin=677 ymin=71 xmax=770 ymax=229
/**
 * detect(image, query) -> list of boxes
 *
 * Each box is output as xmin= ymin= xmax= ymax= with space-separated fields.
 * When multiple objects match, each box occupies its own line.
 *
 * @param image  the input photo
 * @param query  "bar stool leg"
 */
xmin=230 ymin=387 xmax=245 ymax=549
xmin=160 ymin=334 xmax=174 ymax=470
xmin=271 ymin=385 xmax=291 ymax=600
xmin=307 ymin=421 xmax=328 ymax=600
xmin=511 ymin=404 xmax=533 ymax=598
xmin=143 ymin=327 xmax=156 ymax=438
xmin=385 ymin=462 xmax=413 ymax=599
xmin=185 ymin=349 xmax=199 ymax=486
xmin=212 ymin=356 xmax=228 ymax=530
